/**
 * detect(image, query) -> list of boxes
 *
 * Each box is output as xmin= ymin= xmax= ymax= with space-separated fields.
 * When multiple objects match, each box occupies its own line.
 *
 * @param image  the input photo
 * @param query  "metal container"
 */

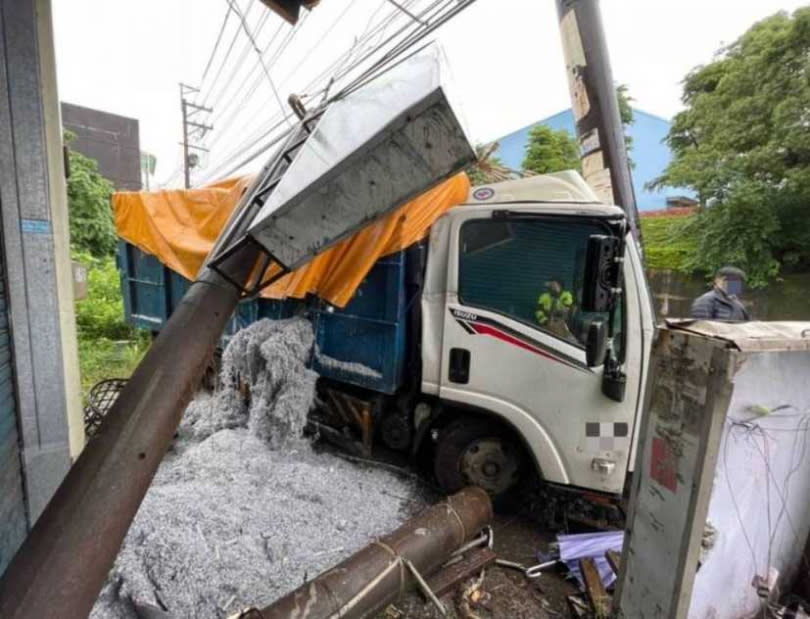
xmin=245 ymin=43 xmax=474 ymax=272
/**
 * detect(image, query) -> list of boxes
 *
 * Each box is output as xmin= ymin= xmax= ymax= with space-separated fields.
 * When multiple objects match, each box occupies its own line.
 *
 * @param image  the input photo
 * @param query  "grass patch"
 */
xmin=640 ymin=214 xmax=697 ymax=272
xmin=74 ymin=252 xmax=150 ymax=402
xmin=78 ymin=334 xmax=150 ymax=398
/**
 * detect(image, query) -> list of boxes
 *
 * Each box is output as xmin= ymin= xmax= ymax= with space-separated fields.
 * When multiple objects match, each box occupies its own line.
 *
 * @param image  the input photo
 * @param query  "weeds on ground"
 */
xmin=74 ymin=252 xmax=150 ymax=402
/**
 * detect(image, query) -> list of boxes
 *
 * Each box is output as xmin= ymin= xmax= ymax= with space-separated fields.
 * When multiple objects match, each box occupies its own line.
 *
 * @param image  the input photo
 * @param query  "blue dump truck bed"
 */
xmin=117 ymin=241 xmax=415 ymax=394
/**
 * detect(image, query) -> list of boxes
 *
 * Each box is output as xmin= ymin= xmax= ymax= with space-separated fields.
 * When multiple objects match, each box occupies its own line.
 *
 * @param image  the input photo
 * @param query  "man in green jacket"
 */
xmin=536 ymin=278 xmax=575 ymax=338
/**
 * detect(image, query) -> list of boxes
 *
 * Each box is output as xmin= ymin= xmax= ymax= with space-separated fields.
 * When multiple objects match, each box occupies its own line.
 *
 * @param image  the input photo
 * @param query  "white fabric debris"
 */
xmin=91 ymin=318 xmax=424 ymax=618
xmin=314 ymin=344 xmax=383 ymax=380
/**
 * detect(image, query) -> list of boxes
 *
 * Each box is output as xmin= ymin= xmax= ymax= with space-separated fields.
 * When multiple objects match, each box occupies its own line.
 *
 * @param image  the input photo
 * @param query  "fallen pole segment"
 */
xmin=254 ymin=487 xmax=493 ymax=619
xmin=0 ymin=263 xmax=254 ymax=619
xmin=0 ymin=120 xmax=310 ymax=619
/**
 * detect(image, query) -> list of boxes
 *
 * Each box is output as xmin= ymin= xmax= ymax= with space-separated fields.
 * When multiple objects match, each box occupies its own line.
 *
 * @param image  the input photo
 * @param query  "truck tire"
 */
xmin=433 ymin=418 xmax=524 ymax=498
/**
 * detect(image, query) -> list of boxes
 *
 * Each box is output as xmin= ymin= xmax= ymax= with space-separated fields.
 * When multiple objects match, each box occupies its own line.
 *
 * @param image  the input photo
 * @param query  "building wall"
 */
xmin=493 ymin=108 xmax=695 ymax=211
xmin=61 ymin=102 xmax=141 ymax=191
xmin=0 ymin=0 xmax=78 ymax=574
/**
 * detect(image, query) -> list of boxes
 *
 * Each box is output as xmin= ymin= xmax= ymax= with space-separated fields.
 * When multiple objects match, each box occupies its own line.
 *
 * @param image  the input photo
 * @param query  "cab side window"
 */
xmin=458 ymin=218 xmax=621 ymax=350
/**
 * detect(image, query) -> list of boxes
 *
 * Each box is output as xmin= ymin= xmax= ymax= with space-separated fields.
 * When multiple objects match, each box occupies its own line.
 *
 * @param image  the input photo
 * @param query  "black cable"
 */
xmin=199 ymin=0 xmax=257 ymax=108
xmin=203 ymin=4 xmax=275 ymax=114
xmin=201 ymin=0 xmax=473 ymax=182
xmin=202 ymin=0 xmax=423 ymax=167
xmin=207 ymin=19 xmax=286 ymax=128
xmin=199 ymin=3 xmax=235 ymax=86
xmin=205 ymin=8 xmax=272 ymax=111
xmin=203 ymin=0 xmax=452 ymax=179
xmin=227 ymin=0 xmax=292 ymax=129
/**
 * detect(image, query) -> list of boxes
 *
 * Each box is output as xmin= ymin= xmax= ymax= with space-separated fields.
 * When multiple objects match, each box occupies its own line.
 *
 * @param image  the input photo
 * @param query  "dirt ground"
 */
xmin=320 ymin=446 xmax=621 ymax=619
xmin=378 ymin=512 xmax=581 ymax=619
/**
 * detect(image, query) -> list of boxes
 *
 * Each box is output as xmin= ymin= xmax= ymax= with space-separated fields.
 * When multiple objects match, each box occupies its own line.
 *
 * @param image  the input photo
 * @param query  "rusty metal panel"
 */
xmin=616 ymin=324 xmax=810 ymax=618
xmin=616 ymin=328 xmax=733 ymax=618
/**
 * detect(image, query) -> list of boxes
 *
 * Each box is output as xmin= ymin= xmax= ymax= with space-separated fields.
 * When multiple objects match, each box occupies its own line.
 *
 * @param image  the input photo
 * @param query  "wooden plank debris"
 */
xmin=580 ymin=557 xmax=610 ymax=617
xmin=426 ymin=547 xmax=497 ymax=597
xmin=606 ymin=549 xmax=622 ymax=575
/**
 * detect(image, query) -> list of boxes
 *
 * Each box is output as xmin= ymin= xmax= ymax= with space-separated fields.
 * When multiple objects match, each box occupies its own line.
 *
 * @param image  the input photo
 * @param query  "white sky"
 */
xmin=52 ymin=0 xmax=808 ymax=186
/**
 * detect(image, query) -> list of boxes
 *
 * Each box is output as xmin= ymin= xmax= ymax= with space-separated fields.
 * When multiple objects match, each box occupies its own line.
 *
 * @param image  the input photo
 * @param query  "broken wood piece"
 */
xmin=427 ymin=548 xmax=497 ymax=597
xmin=567 ymin=594 xmax=590 ymax=618
xmin=580 ymin=557 xmax=610 ymax=617
xmin=605 ymin=549 xmax=622 ymax=575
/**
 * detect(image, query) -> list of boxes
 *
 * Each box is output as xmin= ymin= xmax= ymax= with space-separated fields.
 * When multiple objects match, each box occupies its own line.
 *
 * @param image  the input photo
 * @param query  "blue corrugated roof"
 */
xmin=493 ymin=108 xmax=695 ymax=211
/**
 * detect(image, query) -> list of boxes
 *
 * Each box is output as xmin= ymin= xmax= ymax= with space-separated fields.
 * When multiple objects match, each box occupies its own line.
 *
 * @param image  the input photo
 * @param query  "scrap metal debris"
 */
xmin=91 ymin=318 xmax=425 ymax=618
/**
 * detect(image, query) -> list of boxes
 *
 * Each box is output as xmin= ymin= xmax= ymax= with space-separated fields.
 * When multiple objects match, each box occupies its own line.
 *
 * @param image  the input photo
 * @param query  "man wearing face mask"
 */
xmin=690 ymin=266 xmax=751 ymax=321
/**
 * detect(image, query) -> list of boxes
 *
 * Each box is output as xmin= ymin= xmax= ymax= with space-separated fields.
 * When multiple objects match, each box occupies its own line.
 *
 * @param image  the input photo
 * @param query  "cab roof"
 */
xmin=463 ymin=170 xmax=625 ymax=218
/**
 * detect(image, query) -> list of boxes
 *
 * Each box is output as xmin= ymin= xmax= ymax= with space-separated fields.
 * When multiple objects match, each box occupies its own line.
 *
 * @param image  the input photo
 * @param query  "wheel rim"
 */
xmin=459 ymin=438 xmax=520 ymax=495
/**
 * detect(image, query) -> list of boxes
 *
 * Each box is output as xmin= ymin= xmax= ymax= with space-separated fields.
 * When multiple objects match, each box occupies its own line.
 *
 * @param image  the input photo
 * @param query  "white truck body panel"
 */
xmin=421 ymin=174 xmax=654 ymax=493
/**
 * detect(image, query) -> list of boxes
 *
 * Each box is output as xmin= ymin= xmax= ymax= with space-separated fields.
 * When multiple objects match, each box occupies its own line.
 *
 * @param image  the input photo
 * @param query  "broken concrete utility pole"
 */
xmin=0 ymin=44 xmax=473 ymax=619
xmin=253 ymin=487 xmax=492 ymax=619
xmin=555 ymin=0 xmax=641 ymax=240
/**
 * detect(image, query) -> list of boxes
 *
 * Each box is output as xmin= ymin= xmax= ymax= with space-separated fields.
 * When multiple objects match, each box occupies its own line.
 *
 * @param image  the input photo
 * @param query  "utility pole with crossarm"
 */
xmin=180 ymin=83 xmax=213 ymax=188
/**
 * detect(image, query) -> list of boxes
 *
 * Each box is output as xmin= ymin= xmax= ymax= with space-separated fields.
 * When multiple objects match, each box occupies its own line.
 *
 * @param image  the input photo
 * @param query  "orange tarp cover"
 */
xmin=112 ymin=173 xmax=470 ymax=307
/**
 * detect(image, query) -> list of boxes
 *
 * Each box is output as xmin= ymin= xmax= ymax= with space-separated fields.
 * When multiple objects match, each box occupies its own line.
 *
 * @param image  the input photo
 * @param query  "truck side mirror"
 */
xmin=585 ymin=320 xmax=608 ymax=368
xmin=581 ymin=234 xmax=622 ymax=313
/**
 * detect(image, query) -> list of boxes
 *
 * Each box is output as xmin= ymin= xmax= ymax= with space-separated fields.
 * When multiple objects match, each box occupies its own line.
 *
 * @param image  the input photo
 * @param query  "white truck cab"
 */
xmin=419 ymin=172 xmax=655 ymax=495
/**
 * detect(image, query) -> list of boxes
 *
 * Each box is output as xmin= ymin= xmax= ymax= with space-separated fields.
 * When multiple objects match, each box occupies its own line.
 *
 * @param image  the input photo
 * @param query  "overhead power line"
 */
xmin=199 ymin=4 xmax=234 ymax=85
xmin=202 ymin=0 xmax=476 ymax=182
xmin=226 ymin=0 xmax=293 ymax=128
xmin=202 ymin=3 xmax=273 ymax=111
xmin=198 ymin=0 xmax=423 ymax=179
xmin=199 ymin=0 xmax=257 ymax=107
xmin=198 ymin=0 xmax=459 ymax=183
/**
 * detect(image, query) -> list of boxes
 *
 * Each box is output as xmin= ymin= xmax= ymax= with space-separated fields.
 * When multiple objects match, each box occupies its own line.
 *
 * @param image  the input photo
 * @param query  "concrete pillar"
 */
xmin=35 ymin=0 xmax=84 ymax=460
xmin=0 ymin=0 xmax=77 ymax=521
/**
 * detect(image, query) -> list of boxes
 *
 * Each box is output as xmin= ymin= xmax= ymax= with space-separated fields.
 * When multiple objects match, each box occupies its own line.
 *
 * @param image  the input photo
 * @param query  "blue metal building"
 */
xmin=493 ymin=108 xmax=694 ymax=211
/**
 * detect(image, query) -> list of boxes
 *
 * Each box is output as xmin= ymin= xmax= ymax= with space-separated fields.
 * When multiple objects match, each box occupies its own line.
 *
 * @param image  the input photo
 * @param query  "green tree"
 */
xmin=521 ymin=85 xmax=633 ymax=176
xmin=651 ymin=8 xmax=810 ymax=285
xmin=466 ymin=142 xmax=515 ymax=185
xmin=521 ymin=125 xmax=580 ymax=175
xmin=65 ymin=132 xmax=117 ymax=257
xmin=616 ymin=83 xmax=634 ymax=160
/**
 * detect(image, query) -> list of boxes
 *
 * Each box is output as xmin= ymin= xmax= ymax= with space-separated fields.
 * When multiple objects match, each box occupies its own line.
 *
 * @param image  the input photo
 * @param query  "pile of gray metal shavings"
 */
xmin=92 ymin=318 xmax=426 ymax=619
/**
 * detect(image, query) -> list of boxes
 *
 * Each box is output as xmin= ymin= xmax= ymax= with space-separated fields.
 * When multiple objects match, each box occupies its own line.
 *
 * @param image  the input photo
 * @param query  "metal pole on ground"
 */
xmin=257 ymin=487 xmax=493 ymax=619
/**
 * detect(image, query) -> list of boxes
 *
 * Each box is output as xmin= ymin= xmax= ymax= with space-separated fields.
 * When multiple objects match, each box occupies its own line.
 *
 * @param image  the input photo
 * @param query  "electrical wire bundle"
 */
xmin=162 ymin=0 xmax=478 ymax=188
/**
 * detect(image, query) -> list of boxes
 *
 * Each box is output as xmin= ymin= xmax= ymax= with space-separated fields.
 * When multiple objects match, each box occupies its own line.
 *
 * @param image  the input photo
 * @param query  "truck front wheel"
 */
xmin=433 ymin=418 xmax=525 ymax=498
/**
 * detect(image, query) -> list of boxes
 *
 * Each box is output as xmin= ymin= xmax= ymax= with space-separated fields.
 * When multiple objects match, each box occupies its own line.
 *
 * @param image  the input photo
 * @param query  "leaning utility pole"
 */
xmin=555 ymin=0 xmax=641 ymax=241
xmin=180 ymin=83 xmax=213 ymax=189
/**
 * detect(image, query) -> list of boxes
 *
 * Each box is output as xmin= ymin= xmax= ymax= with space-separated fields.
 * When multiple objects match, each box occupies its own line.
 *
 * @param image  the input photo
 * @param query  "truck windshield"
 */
xmin=458 ymin=218 xmax=623 ymax=353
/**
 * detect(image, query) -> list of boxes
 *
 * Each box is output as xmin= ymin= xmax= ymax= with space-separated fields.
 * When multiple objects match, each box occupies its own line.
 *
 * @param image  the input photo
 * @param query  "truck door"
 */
xmin=438 ymin=213 xmax=642 ymax=494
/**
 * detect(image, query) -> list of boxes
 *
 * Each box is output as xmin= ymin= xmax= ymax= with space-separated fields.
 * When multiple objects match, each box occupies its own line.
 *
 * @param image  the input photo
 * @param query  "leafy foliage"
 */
xmin=651 ymin=8 xmax=810 ymax=285
xmin=521 ymin=85 xmax=634 ymax=176
xmin=73 ymin=252 xmax=133 ymax=340
xmin=521 ymin=125 xmax=580 ymax=175
xmin=466 ymin=143 xmax=518 ymax=185
xmin=616 ymin=83 xmax=635 ymax=161
xmin=66 ymin=132 xmax=117 ymax=257
xmin=640 ymin=215 xmax=697 ymax=272
xmin=73 ymin=251 xmax=149 ymax=398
